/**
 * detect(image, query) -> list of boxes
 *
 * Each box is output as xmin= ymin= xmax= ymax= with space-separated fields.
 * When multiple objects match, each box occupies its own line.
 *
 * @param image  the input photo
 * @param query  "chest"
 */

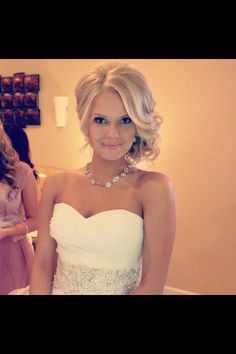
xmin=58 ymin=173 xmax=143 ymax=219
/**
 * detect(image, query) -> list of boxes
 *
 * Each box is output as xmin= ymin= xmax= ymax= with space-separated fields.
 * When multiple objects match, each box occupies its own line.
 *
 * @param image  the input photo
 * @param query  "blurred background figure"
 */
xmin=5 ymin=126 xmax=42 ymax=250
xmin=0 ymin=123 xmax=39 ymax=294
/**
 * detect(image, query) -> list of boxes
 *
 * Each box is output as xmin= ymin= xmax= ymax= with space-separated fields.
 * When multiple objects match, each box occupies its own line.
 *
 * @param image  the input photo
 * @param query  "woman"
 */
xmin=30 ymin=61 xmax=176 ymax=295
xmin=0 ymin=122 xmax=38 ymax=295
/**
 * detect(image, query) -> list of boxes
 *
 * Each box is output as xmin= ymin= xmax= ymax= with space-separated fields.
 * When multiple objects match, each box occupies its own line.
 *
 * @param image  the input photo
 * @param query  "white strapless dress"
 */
xmin=50 ymin=203 xmax=144 ymax=295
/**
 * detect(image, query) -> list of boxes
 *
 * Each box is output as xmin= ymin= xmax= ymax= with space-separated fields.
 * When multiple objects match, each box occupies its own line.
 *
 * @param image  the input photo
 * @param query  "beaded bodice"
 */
xmin=49 ymin=203 xmax=143 ymax=295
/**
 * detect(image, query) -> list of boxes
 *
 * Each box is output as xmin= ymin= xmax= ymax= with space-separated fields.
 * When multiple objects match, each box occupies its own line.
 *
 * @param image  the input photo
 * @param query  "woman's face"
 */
xmin=87 ymin=90 xmax=136 ymax=161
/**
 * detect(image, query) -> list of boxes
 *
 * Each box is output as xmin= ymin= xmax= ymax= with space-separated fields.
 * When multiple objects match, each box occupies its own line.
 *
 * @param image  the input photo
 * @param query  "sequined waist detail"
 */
xmin=52 ymin=257 xmax=141 ymax=295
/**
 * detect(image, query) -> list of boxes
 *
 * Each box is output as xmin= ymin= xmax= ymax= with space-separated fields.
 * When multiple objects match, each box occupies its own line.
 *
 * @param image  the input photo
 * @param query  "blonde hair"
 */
xmin=75 ymin=61 xmax=163 ymax=164
xmin=0 ymin=121 xmax=19 ymax=198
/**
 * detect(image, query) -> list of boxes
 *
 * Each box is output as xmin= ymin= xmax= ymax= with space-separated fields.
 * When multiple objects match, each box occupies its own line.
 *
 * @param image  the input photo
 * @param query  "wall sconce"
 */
xmin=53 ymin=96 xmax=69 ymax=127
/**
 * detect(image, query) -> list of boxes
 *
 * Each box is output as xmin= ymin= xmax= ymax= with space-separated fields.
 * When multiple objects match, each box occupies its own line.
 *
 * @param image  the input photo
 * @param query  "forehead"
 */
xmin=90 ymin=90 xmax=127 ymax=117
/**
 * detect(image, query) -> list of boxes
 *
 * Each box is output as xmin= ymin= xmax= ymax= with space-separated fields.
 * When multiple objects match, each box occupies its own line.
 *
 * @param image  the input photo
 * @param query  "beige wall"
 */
xmin=1 ymin=59 xmax=236 ymax=294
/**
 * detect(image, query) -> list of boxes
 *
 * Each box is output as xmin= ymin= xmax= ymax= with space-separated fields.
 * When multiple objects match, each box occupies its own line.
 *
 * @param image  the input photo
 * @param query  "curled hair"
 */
xmin=75 ymin=61 xmax=163 ymax=164
xmin=0 ymin=121 xmax=19 ymax=199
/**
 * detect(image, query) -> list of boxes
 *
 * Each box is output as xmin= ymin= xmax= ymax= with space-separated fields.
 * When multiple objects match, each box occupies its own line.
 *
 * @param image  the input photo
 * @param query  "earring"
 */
xmin=133 ymin=135 xmax=141 ymax=145
xmin=129 ymin=135 xmax=141 ymax=154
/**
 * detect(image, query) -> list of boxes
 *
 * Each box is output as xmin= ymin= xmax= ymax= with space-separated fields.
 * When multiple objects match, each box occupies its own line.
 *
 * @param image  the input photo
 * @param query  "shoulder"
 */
xmin=137 ymin=169 xmax=175 ymax=210
xmin=138 ymin=169 xmax=173 ymax=191
xmin=43 ymin=171 xmax=71 ymax=190
xmin=44 ymin=169 xmax=84 ymax=185
xmin=15 ymin=161 xmax=32 ymax=174
xmin=42 ymin=170 xmax=82 ymax=197
xmin=14 ymin=161 xmax=34 ymax=187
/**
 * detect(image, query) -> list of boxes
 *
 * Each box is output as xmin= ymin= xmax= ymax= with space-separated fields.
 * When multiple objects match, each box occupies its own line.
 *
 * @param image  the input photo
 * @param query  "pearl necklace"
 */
xmin=85 ymin=162 xmax=133 ymax=188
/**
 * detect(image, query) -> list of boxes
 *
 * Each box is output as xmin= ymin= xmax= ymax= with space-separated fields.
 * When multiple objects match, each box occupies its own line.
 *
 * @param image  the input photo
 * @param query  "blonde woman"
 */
xmin=0 ymin=122 xmax=38 ymax=294
xmin=30 ymin=62 xmax=176 ymax=295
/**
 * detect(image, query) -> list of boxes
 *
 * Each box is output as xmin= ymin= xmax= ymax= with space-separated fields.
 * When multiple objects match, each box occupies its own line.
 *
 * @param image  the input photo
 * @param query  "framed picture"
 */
xmin=1 ymin=109 xmax=14 ymax=127
xmin=1 ymin=77 xmax=13 ymax=93
xmin=1 ymin=93 xmax=13 ymax=108
xmin=13 ymin=92 xmax=24 ymax=108
xmin=13 ymin=73 xmax=25 ymax=92
xmin=0 ymin=72 xmax=40 ymax=128
xmin=24 ymin=92 xmax=38 ymax=108
xmin=25 ymin=108 xmax=40 ymax=125
xmin=13 ymin=109 xmax=27 ymax=128
xmin=24 ymin=74 xmax=40 ymax=92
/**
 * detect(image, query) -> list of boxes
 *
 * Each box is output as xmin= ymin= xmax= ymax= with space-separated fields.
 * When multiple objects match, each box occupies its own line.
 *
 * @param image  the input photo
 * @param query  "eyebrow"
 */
xmin=92 ymin=113 xmax=130 ymax=119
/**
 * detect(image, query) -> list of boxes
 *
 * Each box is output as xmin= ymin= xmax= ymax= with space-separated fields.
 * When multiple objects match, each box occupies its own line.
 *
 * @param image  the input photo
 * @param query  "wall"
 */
xmin=1 ymin=59 xmax=236 ymax=294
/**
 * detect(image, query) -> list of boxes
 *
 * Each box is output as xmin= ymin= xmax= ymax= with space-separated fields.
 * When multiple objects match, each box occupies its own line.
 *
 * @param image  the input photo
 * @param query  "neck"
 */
xmin=89 ymin=154 xmax=128 ymax=180
xmin=85 ymin=154 xmax=132 ymax=188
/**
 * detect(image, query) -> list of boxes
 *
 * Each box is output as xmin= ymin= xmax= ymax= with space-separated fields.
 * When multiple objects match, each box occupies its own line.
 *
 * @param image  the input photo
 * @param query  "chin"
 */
xmin=97 ymin=149 xmax=128 ymax=161
xmin=100 ymin=153 xmax=125 ymax=161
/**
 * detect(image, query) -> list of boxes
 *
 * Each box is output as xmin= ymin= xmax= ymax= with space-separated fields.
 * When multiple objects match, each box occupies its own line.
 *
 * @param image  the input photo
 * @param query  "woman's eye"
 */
xmin=121 ymin=116 xmax=132 ymax=124
xmin=94 ymin=117 xmax=107 ymax=124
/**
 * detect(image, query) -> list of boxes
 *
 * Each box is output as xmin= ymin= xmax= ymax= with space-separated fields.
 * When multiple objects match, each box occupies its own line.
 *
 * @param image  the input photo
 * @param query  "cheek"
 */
xmin=88 ymin=125 xmax=102 ymax=140
xmin=123 ymin=126 xmax=136 ymax=139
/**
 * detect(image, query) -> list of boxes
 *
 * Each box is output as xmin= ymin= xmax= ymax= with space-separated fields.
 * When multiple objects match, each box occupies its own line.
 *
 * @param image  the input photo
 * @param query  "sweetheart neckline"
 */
xmin=55 ymin=202 xmax=143 ymax=222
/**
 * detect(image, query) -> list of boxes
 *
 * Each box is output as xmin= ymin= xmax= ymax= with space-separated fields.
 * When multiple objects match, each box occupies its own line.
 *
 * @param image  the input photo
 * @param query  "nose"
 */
xmin=105 ymin=124 xmax=120 ymax=139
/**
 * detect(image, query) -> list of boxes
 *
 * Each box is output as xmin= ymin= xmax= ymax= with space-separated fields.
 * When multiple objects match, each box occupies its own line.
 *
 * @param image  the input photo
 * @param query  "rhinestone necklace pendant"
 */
xmin=85 ymin=162 xmax=132 ymax=188
xmin=112 ymin=176 xmax=120 ymax=183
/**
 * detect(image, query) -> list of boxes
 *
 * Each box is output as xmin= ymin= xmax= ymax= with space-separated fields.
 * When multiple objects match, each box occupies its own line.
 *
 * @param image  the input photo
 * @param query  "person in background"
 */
xmin=30 ymin=61 xmax=176 ymax=295
xmin=0 ymin=122 xmax=39 ymax=294
xmin=5 ymin=126 xmax=41 ymax=252
xmin=5 ymin=127 xmax=39 ymax=182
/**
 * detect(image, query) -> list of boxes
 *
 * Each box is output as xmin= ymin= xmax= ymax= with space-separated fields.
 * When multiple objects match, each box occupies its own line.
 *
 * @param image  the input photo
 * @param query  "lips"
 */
xmin=102 ymin=143 xmax=122 ymax=149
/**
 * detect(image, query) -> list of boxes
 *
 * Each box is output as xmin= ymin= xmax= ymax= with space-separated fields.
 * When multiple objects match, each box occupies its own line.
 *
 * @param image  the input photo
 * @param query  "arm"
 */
xmin=29 ymin=173 xmax=62 ymax=295
xmin=0 ymin=167 xmax=39 ymax=240
xmin=129 ymin=173 xmax=176 ymax=295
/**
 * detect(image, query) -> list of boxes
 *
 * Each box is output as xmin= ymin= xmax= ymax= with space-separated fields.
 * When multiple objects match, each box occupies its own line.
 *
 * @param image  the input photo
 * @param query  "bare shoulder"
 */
xmin=43 ymin=169 xmax=85 ymax=200
xmin=17 ymin=161 xmax=31 ymax=171
xmin=137 ymin=169 xmax=174 ymax=207
xmin=42 ymin=171 xmax=72 ymax=199
xmin=44 ymin=171 xmax=70 ymax=187
xmin=137 ymin=169 xmax=173 ymax=191
xmin=15 ymin=161 xmax=32 ymax=176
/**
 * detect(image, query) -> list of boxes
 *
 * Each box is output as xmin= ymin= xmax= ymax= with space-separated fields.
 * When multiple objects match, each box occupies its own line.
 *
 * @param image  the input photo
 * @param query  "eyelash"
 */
xmin=94 ymin=117 xmax=107 ymax=124
xmin=94 ymin=116 xmax=132 ymax=125
xmin=121 ymin=117 xmax=132 ymax=124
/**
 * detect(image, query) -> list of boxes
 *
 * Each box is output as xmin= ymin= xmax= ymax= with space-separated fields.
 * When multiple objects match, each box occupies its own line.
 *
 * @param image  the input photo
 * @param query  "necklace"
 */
xmin=85 ymin=162 xmax=133 ymax=188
